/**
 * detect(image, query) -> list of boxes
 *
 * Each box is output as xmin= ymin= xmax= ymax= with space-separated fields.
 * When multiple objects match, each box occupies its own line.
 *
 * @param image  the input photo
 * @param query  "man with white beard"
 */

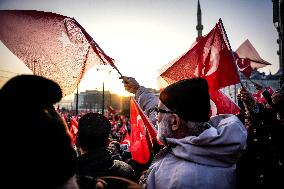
xmin=120 ymin=76 xmax=247 ymax=189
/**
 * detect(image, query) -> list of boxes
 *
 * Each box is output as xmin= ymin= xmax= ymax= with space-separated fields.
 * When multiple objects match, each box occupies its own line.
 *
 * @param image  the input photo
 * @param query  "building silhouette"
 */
xmin=196 ymin=0 xmax=203 ymax=38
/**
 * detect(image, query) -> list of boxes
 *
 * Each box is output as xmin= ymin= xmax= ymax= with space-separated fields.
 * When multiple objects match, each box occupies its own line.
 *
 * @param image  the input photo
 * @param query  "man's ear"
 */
xmin=170 ymin=114 xmax=181 ymax=131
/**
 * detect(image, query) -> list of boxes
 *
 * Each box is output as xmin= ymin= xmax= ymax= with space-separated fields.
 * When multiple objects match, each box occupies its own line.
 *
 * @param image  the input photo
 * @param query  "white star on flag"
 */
xmin=58 ymin=31 xmax=73 ymax=49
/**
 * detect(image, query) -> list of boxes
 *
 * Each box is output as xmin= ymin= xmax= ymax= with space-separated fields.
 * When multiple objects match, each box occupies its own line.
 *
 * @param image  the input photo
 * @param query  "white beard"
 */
xmin=157 ymin=118 xmax=172 ymax=145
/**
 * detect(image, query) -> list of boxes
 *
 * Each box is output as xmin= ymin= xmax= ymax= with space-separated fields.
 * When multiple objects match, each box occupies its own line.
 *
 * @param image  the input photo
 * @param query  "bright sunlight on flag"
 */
xmin=0 ymin=10 xmax=114 ymax=96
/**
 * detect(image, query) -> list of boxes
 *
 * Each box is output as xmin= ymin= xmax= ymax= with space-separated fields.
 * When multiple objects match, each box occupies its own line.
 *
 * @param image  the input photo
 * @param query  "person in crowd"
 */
xmin=236 ymin=85 xmax=284 ymax=189
xmin=272 ymin=85 xmax=284 ymax=123
xmin=120 ymin=76 xmax=247 ymax=189
xmin=81 ymin=176 xmax=143 ymax=189
xmin=75 ymin=112 xmax=136 ymax=188
xmin=108 ymin=140 xmax=123 ymax=160
xmin=0 ymin=75 xmax=79 ymax=189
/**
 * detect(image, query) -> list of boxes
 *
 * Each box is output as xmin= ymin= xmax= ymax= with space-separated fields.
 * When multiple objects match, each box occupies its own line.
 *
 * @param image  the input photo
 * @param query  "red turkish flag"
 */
xmin=235 ymin=39 xmax=271 ymax=70
xmin=121 ymin=132 xmax=130 ymax=146
xmin=159 ymin=19 xmax=240 ymax=93
xmin=69 ymin=116 xmax=78 ymax=145
xmin=253 ymin=87 xmax=274 ymax=105
xmin=234 ymin=52 xmax=253 ymax=78
xmin=234 ymin=39 xmax=271 ymax=78
xmin=0 ymin=10 xmax=115 ymax=96
xmin=129 ymin=97 xmax=158 ymax=164
xmin=210 ymin=90 xmax=240 ymax=116
xmin=107 ymin=106 xmax=116 ymax=115
xmin=236 ymin=59 xmax=253 ymax=78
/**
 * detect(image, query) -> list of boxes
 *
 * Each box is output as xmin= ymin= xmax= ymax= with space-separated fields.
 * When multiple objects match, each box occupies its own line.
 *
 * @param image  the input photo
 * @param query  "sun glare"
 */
xmin=73 ymin=65 xmax=132 ymax=97
xmin=108 ymin=82 xmax=132 ymax=97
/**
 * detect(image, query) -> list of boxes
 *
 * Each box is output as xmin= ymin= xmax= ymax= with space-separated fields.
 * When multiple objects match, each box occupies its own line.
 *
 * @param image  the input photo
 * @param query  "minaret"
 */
xmin=196 ymin=0 xmax=203 ymax=38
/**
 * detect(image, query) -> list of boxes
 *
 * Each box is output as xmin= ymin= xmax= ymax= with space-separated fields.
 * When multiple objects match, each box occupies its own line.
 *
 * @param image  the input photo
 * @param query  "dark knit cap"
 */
xmin=159 ymin=78 xmax=211 ymax=122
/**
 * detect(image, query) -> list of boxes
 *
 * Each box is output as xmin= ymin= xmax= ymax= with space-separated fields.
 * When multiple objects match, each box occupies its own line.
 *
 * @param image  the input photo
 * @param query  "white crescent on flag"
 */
xmin=205 ymin=46 xmax=220 ymax=76
xmin=210 ymin=99 xmax=218 ymax=116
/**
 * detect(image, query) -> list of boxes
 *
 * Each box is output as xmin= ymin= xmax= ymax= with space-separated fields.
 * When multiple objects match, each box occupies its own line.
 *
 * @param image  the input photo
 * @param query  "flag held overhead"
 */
xmin=158 ymin=19 xmax=241 ymax=116
xmin=234 ymin=39 xmax=271 ymax=78
xmin=0 ymin=10 xmax=119 ymax=96
xmin=159 ymin=19 xmax=240 ymax=93
xmin=235 ymin=39 xmax=271 ymax=69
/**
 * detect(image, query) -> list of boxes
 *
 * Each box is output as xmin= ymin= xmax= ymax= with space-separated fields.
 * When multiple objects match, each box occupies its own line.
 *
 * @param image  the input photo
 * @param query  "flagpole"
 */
xmin=102 ymin=81 xmax=105 ymax=115
xmin=219 ymin=18 xmax=244 ymax=102
xmin=219 ymin=19 xmax=255 ymax=117
xmin=72 ymin=18 xmax=123 ymax=77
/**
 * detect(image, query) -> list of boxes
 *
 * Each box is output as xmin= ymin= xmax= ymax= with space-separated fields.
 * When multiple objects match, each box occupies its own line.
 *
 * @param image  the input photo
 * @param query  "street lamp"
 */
xmin=97 ymin=68 xmax=112 ymax=116
xmin=102 ymin=81 xmax=105 ymax=115
xmin=76 ymin=86 xmax=79 ymax=115
xmin=97 ymin=68 xmax=106 ymax=115
xmin=72 ymin=76 xmax=79 ymax=116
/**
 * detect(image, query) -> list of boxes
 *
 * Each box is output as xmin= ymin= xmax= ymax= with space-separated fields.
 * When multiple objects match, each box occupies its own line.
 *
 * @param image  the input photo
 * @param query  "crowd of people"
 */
xmin=236 ymin=84 xmax=284 ymax=188
xmin=0 ymin=74 xmax=283 ymax=188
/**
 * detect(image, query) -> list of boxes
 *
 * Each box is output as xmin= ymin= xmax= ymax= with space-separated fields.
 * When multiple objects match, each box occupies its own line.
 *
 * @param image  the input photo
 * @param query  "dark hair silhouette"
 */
xmin=0 ymin=75 xmax=77 ymax=188
xmin=77 ymin=113 xmax=111 ymax=151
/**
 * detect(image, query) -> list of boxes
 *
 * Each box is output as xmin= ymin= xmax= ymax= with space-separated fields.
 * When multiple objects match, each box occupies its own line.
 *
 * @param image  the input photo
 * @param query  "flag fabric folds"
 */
xmin=121 ymin=132 xmax=130 ymax=146
xmin=159 ymin=19 xmax=240 ymax=93
xmin=107 ymin=106 xmax=116 ymax=115
xmin=69 ymin=116 xmax=79 ymax=145
xmin=235 ymin=39 xmax=271 ymax=69
xmin=234 ymin=53 xmax=253 ymax=78
xmin=210 ymin=90 xmax=240 ymax=116
xmin=0 ymin=10 xmax=114 ymax=96
xmin=253 ymin=86 xmax=274 ymax=105
xmin=234 ymin=39 xmax=271 ymax=78
xmin=158 ymin=19 xmax=240 ymax=115
xmin=129 ymin=97 xmax=158 ymax=164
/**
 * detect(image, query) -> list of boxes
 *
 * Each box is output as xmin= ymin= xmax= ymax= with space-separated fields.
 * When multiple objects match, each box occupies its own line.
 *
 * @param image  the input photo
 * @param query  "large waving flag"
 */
xmin=158 ymin=19 xmax=240 ymax=115
xmin=0 ymin=10 xmax=115 ymax=96
xmin=159 ymin=19 xmax=240 ymax=93
xmin=129 ymin=97 xmax=158 ymax=164
xmin=235 ymin=39 xmax=271 ymax=74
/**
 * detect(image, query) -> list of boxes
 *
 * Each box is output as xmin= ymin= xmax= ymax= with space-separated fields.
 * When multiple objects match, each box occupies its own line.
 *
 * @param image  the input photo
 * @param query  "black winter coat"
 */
xmin=76 ymin=147 xmax=135 ymax=186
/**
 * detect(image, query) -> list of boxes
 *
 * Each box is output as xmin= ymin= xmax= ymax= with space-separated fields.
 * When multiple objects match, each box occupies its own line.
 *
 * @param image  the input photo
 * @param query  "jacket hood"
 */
xmin=166 ymin=114 xmax=247 ymax=167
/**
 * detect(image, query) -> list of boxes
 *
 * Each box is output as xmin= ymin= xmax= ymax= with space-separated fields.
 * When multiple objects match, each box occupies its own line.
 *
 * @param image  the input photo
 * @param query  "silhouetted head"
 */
xmin=0 ymin=75 xmax=77 ymax=188
xmin=77 ymin=112 xmax=111 ymax=151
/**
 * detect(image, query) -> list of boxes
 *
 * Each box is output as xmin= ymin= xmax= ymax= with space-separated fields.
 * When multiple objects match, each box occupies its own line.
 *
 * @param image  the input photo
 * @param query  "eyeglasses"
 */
xmin=153 ymin=107 xmax=176 ymax=114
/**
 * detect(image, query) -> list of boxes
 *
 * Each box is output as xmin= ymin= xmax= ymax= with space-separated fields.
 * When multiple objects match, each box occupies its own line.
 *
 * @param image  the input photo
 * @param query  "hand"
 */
xmin=119 ymin=76 xmax=140 ymax=94
xmin=238 ymin=87 xmax=256 ymax=109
